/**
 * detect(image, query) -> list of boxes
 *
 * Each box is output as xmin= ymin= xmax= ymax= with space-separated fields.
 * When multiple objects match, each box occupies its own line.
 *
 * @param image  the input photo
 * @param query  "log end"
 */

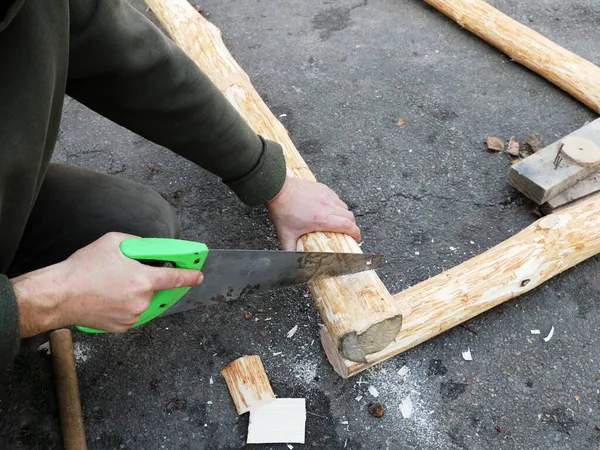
xmin=339 ymin=315 xmax=403 ymax=363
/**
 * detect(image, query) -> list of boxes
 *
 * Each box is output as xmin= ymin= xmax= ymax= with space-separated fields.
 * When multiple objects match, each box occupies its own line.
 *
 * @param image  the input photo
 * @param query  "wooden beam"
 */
xmin=321 ymin=191 xmax=600 ymax=378
xmin=143 ymin=0 xmax=405 ymax=363
xmin=508 ymin=119 xmax=600 ymax=204
xmin=423 ymin=0 xmax=600 ymax=114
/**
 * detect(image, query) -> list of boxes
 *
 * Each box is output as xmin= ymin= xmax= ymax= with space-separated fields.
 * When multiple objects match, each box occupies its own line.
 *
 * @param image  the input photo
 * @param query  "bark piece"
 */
xmin=144 ymin=0 xmax=404 ymax=364
xmin=221 ymin=355 xmax=275 ymax=415
xmin=485 ymin=136 xmax=504 ymax=152
xmin=506 ymin=137 xmax=520 ymax=156
xmin=523 ymin=132 xmax=542 ymax=154
xmin=321 ymin=190 xmax=600 ymax=377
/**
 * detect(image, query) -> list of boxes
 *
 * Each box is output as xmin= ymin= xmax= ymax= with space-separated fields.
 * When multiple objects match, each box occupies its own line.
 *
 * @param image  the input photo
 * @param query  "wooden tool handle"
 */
xmin=50 ymin=329 xmax=87 ymax=450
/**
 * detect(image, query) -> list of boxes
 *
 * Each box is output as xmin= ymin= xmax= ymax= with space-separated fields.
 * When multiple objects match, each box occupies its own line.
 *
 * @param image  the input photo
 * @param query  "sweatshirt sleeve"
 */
xmin=65 ymin=0 xmax=286 ymax=206
xmin=0 ymin=275 xmax=20 ymax=369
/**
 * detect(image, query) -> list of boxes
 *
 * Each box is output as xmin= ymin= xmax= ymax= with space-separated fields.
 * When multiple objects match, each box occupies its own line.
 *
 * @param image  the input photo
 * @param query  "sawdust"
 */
xmin=73 ymin=341 xmax=91 ymax=363
xmin=293 ymin=359 xmax=317 ymax=385
xmin=357 ymin=361 xmax=444 ymax=448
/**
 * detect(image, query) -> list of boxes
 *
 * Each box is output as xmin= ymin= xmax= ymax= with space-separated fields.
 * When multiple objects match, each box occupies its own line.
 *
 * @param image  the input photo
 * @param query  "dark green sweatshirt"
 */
xmin=0 ymin=0 xmax=286 ymax=368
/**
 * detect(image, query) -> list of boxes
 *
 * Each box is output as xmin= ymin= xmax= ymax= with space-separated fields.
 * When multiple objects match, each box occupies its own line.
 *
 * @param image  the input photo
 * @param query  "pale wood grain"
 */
xmin=221 ymin=355 xmax=275 ymax=414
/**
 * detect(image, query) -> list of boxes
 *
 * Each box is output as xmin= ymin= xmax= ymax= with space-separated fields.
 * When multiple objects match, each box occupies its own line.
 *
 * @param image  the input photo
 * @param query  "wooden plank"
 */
xmin=321 ymin=191 xmax=600 ymax=378
xmin=541 ymin=172 xmax=600 ymax=214
xmin=507 ymin=119 xmax=600 ymax=204
xmin=143 ymin=0 xmax=405 ymax=364
xmin=423 ymin=0 xmax=600 ymax=114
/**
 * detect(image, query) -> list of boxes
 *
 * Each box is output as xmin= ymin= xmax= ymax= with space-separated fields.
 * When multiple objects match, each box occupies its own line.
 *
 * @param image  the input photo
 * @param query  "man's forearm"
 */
xmin=66 ymin=0 xmax=286 ymax=206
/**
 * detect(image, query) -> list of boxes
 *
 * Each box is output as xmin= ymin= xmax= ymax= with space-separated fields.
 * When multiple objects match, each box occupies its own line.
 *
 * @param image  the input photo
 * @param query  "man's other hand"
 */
xmin=11 ymin=232 xmax=204 ymax=337
xmin=265 ymin=177 xmax=361 ymax=251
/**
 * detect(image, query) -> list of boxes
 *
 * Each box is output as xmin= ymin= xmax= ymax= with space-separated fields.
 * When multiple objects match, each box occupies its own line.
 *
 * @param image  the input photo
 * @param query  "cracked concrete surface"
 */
xmin=2 ymin=0 xmax=600 ymax=449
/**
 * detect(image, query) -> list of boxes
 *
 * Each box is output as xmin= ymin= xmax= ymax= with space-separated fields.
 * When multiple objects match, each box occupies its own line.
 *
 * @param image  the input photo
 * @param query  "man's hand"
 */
xmin=265 ymin=177 xmax=361 ymax=251
xmin=11 ymin=232 xmax=203 ymax=338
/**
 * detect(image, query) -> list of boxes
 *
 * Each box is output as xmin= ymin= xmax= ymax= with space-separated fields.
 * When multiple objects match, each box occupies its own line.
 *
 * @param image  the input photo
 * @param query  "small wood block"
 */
xmin=247 ymin=398 xmax=306 ymax=444
xmin=508 ymin=118 xmax=600 ymax=204
xmin=221 ymin=355 xmax=276 ymax=415
xmin=541 ymin=172 xmax=600 ymax=214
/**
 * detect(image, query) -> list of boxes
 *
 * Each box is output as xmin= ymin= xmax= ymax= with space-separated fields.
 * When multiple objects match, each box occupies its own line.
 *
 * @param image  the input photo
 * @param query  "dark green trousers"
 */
xmin=7 ymin=164 xmax=180 ymax=277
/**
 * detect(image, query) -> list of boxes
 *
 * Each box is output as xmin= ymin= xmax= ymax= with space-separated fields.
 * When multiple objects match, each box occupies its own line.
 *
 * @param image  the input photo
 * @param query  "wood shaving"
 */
xmin=400 ymin=395 xmax=413 ymax=419
xmin=368 ymin=386 xmax=379 ymax=398
xmin=355 ymin=395 xmax=363 ymax=402
xmin=398 ymin=366 xmax=409 ymax=377
xmin=38 ymin=341 xmax=51 ymax=355
xmin=287 ymin=325 xmax=299 ymax=338
xmin=396 ymin=118 xmax=406 ymax=126
xmin=506 ymin=136 xmax=520 ymax=156
xmin=485 ymin=136 xmax=504 ymax=152
xmin=209 ymin=377 xmax=214 ymax=385
xmin=543 ymin=326 xmax=555 ymax=342
xmin=530 ymin=329 xmax=540 ymax=334
xmin=462 ymin=348 xmax=473 ymax=361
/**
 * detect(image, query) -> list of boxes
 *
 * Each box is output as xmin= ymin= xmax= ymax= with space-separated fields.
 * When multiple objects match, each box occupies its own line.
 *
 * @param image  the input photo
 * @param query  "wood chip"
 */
xmin=38 ymin=341 xmax=51 ymax=355
xmin=400 ymin=396 xmax=413 ymax=419
xmin=506 ymin=136 xmax=520 ymax=156
xmin=398 ymin=366 xmax=409 ymax=377
xmin=462 ymin=347 xmax=473 ymax=361
xmin=396 ymin=118 xmax=406 ymax=126
xmin=543 ymin=326 xmax=555 ymax=342
xmin=530 ymin=329 xmax=540 ymax=334
xmin=368 ymin=386 xmax=379 ymax=398
xmin=485 ymin=136 xmax=504 ymax=152
xmin=287 ymin=325 xmax=299 ymax=339
xmin=524 ymin=131 xmax=542 ymax=153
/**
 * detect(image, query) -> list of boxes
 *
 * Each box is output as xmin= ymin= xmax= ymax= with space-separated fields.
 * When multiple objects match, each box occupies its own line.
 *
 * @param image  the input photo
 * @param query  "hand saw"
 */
xmin=76 ymin=237 xmax=382 ymax=333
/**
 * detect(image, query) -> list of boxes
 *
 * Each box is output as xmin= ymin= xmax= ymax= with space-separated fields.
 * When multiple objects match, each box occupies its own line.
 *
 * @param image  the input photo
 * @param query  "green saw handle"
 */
xmin=75 ymin=238 xmax=209 ymax=334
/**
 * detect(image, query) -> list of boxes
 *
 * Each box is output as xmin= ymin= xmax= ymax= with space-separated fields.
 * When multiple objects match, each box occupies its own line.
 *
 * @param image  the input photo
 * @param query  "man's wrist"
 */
xmin=11 ymin=263 xmax=71 ymax=338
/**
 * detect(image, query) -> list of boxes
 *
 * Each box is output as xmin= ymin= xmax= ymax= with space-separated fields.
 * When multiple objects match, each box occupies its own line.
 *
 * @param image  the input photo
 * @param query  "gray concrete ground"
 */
xmin=2 ymin=0 xmax=600 ymax=449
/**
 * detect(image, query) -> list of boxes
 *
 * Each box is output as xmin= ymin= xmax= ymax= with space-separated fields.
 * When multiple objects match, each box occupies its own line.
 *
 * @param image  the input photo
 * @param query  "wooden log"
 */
xmin=508 ymin=118 xmax=600 ymax=204
xmin=221 ymin=355 xmax=275 ymax=414
xmin=49 ymin=329 xmax=87 ymax=450
xmin=321 ymin=191 xmax=600 ymax=378
xmin=423 ymin=0 xmax=600 ymax=114
xmin=143 ymin=0 xmax=404 ymax=362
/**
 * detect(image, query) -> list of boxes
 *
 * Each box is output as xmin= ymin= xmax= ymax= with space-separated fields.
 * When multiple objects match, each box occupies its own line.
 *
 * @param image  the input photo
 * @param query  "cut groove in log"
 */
xmin=221 ymin=355 xmax=275 ymax=414
xmin=143 ymin=0 xmax=405 ymax=362
xmin=322 ymin=191 xmax=600 ymax=378
xmin=423 ymin=0 xmax=600 ymax=114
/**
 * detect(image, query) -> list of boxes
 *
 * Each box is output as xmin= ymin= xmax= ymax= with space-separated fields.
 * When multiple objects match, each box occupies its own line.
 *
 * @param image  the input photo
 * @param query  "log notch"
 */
xmin=221 ymin=355 xmax=275 ymax=414
xmin=143 ymin=0 xmax=405 ymax=362
xmin=423 ymin=0 xmax=600 ymax=114
xmin=322 ymin=190 xmax=600 ymax=377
